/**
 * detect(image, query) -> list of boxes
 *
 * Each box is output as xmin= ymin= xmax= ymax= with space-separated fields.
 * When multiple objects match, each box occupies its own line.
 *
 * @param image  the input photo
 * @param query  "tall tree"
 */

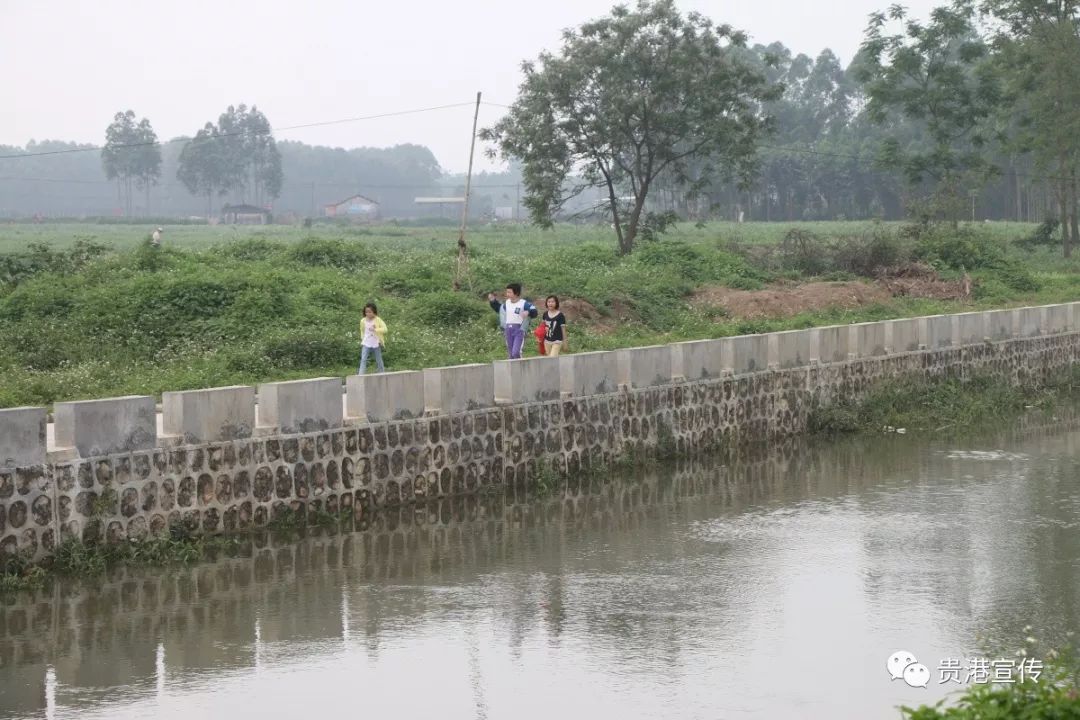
xmin=857 ymin=0 xmax=1002 ymax=222
xmin=482 ymin=0 xmax=779 ymax=254
xmin=177 ymin=105 xmax=284 ymax=216
xmin=134 ymin=118 xmax=162 ymax=216
xmin=102 ymin=111 xmax=160 ymax=217
xmin=177 ymin=124 xmax=229 ymax=217
xmin=216 ymin=104 xmax=283 ymax=206
xmin=985 ymin=0 xmax=1080 ymax=254
xmin=243 ymin=106 xmax=282 ymax=205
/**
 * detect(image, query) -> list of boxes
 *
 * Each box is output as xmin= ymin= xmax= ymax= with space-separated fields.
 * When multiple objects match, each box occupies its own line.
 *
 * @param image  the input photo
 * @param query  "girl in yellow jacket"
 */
xmin=358 ymin=303 xmax=387 ymax=374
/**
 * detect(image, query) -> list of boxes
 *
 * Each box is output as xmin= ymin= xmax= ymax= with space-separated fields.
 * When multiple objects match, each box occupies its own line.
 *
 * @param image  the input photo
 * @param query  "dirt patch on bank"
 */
xmin=691 ymin=281 xmax=893 ymax=319
xmin=559 ymin=266 xmax=971 ymax=330
xmin=690 ymin=266 xmax=972 ymax=320
xmin=559 ymin=297 xmax=634 ymax=335
xmin=877 ymin=263 xmax=973 ymax=300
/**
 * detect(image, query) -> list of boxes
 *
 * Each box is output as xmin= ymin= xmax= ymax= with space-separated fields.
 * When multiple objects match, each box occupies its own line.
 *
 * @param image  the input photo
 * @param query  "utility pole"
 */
xmin=515 ymin=182 xmax=521 ymax=222
xmin=454 ymin=92 xmax=482 ymax=291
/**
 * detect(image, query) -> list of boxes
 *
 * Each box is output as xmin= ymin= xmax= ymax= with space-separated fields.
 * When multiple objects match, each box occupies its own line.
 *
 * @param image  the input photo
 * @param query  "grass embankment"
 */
xmin=0 ymin=219 xmax=1075 ymax=407
xmin=809 ymin=367 xmax=1080 ymax=437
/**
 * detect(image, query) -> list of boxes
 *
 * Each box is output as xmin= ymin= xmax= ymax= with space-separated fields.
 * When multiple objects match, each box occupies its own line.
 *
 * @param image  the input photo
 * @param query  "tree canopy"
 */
xmin=176 ymin=105 xmax=283 ymax=214
xmin=101 ymin=110 xmax=161 ymax=218
xmin=482 ymin=0 xmax=780 ymax=254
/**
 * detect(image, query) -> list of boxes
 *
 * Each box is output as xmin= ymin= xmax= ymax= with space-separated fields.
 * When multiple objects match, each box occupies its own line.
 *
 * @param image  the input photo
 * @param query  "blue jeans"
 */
xmin=358 ymin=345 xmax=385 ymax=374
xmin=504 ymin=324 xmax=525 ymax=359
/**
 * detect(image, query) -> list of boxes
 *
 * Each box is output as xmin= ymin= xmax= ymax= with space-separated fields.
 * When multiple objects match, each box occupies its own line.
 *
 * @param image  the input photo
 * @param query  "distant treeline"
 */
xmin=0 ymin=137 xmax=519 ymax=221
xmin=0 ymin=39 xmax=1064 ymax=224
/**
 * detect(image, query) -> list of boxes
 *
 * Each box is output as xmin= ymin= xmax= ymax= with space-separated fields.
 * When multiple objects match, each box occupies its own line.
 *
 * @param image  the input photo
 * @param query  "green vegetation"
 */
xmin=2 ymin=219 xmax=1077 ymax=408
xmin=532 ymin=460 xmax=560 ymax=498
xmin=809 ymin=367 xmax=1080 ymax=437
xmin=900 ymin=636 xmax=1080 ymax=719
xmin=482 ymin=0 xmax=778 ymax=254
xmin=0 ymin=532 xmax=245 ymax=593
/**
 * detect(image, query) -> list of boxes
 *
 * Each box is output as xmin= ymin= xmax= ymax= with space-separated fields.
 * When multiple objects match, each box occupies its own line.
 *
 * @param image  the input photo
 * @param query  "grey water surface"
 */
xmin=2 ymin=423 xmax=1080 ymax=720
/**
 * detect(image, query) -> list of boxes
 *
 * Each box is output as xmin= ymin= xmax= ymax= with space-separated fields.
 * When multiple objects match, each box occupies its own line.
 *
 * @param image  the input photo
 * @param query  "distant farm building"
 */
xmin=415 ymin=196 xmax=465 ymax=219
xmin=221 ymin=204 xmax=271 ymax=225
xmin=324 ymin=194 xmax=380 ymax=221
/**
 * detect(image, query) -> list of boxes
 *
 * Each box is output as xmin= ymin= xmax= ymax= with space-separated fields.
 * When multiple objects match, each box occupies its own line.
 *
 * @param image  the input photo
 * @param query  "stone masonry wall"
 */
xmin=1 ymin=303 xmax=1078 ymax=562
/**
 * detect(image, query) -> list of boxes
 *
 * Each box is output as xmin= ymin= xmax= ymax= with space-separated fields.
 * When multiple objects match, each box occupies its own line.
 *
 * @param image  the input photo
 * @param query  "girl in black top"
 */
xmin=543 ymin=295 xmax=567 ymax=356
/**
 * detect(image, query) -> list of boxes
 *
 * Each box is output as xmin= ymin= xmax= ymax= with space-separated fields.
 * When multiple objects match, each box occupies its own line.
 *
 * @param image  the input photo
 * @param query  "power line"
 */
xmin=0 ymin=102 xmax=479 ymax=161
xmin=479 ymin=100 xmax=1079 ymax=186
xmin=1 ymin=95 xmax=1068 ymax=188
xmin=0 ymin=176 xmax=521 ymax=191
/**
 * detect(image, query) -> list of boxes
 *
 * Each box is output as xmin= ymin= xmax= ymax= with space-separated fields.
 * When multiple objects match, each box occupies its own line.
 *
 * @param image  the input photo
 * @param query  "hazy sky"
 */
xmin=1 ymin=0 xmax=937 ymax=173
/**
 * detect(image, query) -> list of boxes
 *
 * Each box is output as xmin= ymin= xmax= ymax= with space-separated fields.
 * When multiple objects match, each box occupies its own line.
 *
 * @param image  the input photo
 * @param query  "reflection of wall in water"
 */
xmin=4 ymin=417 xmax=1080 ymax=715
xmin=0 ymin=439 xmax=962 ymax=700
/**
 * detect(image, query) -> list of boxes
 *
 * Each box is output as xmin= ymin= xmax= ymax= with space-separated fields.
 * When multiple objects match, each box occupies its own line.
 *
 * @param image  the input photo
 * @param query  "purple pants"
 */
xmin=504 ymin=324 xmax=525 ymax=359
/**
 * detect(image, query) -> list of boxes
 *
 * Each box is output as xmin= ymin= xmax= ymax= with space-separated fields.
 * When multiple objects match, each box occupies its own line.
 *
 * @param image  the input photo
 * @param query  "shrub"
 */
xmin=306 ymin=285 xmax=354 ymax=310
xmin=635 ymin=240 xmax=765 ymax=288
xmin=229 ymin=283 xmax=294 ymax=325
xmin=831 ymin=229 xmax=907 ymax=277
xmin=0 ymin=238 xmax=110 ymax=290
xmin=914 ymin=224 xmax=1039 ymax=293
xmin=779 ymin=228 xmax=829 ymax=276
xmin=378 ymin=264 xmax=440 ymax=297
xmin=914 ymin=225 xmax=1005 ymax=272
xmin=635 ymin=210 xmax=679 ymax=242
xmin=215 ymin=237 xmax=288 ymax=262
xmin=137 ymin=277 xmax=238 ymax=323
xmin=636 ymin=240 xmax=708 ymax=280
xmin=899 ymin=644 xmax=1080 ymax=719
xmin=413 ymin=291 xmax=488 ymax=326
xmin=287 ymin=237 xmax=372 ymax=270
xmin=263 ymin=331 xmax=355 ymax=370
xmin=807 ymin=398 xmax=860 ymax=434
xmin=0 ymin=281 xmax=75 ymax=321
xmin=1016 ymin=218 xmax=1060 ymax=250
xmin=992 ymin=263 xmax=1041 ymax=293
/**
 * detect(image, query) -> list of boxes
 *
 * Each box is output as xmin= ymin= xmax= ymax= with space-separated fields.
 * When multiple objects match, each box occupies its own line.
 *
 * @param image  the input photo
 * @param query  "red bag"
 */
xmin=534 ymin=323 xmax=547 ymax=355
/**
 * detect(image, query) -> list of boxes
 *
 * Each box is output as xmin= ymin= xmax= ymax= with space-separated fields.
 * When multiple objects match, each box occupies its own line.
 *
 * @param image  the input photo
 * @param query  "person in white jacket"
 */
xmin=488 ymin=283 xmax=537 ymax=360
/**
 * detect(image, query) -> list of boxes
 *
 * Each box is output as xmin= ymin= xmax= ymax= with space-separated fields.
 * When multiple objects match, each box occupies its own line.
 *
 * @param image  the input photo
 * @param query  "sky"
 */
xmin=0 ymin=0 xmax=938 ymax=174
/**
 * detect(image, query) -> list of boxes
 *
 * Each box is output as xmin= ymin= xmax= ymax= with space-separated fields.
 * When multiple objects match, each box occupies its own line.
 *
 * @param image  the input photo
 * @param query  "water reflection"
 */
xmin=2 ymin=415 xmax=1080 ymax=719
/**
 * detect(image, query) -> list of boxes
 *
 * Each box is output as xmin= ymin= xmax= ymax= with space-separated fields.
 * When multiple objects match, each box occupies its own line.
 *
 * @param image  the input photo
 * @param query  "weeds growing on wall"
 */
xmin=532 ymin=459 xmax=561 ymax=498
xmin=808 ymin=367 xmax=1080 ymax=437
xmin=0 ymin=532 xmax=247 ymax=594
xmin=654 ymin=419 xmax=677 ymax=459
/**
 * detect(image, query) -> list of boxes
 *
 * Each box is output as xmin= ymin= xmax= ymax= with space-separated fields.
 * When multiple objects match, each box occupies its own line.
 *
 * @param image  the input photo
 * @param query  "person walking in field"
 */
xmin=541 ymin=295 xmax=567 ymax=356
xmin=488 ymin=283 xmax=537 ymax=360
xmin=357 ymin=303 xmax=387 ymax=374
xmin=151 ymin=227 xmax=163 ymax=246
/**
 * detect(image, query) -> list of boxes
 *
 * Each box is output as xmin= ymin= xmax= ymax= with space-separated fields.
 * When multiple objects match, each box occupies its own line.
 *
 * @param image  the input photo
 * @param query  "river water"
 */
xmin=2 ymin=420 xmax=1080 ymax=719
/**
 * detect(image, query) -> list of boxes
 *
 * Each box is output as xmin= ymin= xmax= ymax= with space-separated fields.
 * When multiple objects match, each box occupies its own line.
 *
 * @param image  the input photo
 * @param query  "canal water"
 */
xmin=2 ymin=419 xmax=1080 ymax=719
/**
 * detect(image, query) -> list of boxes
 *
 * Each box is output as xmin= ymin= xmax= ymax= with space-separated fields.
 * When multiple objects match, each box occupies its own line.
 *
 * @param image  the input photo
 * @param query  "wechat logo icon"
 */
xmin=887 ymin=650 xmax=930 ymax=688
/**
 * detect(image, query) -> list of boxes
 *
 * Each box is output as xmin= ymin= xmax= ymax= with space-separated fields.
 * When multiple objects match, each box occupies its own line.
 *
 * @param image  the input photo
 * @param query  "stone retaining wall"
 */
xmin=1 ymin=302 xmax=1078 ymax=562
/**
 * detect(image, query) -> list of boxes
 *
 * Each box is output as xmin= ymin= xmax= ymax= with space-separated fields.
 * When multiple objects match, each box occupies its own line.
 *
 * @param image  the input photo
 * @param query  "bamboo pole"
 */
xmin=454 ymin=92 xmax=482 ymax=291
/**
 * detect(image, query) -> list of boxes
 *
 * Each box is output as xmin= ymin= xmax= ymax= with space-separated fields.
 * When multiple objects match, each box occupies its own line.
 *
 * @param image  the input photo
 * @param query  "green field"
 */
xmin=0 ymin=219 xmax=1074 ymax=409
xmin=0 ymin=219 xmax=1042 ymax=253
